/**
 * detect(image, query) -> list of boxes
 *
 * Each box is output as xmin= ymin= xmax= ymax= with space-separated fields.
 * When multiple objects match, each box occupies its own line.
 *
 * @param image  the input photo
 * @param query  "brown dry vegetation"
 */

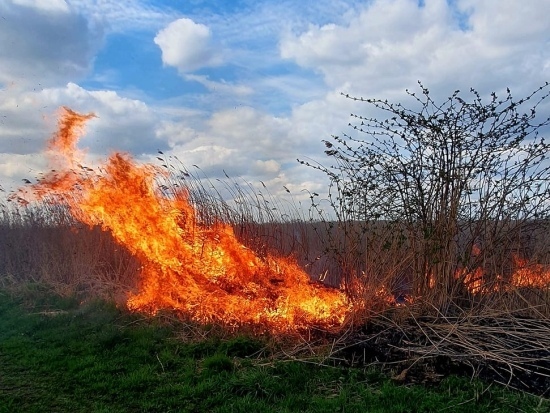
xmin=2 ymin=83 xmax=550 ymax=397
xmin=2 ymin=194 xmax=550 ymax=397
xmin=0 ymin=203 xmax=139 ymax=299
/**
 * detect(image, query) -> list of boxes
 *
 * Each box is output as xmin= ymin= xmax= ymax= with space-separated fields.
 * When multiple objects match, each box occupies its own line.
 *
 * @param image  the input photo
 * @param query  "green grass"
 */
xmin=0 ymin=286 xmax=547 ymax=413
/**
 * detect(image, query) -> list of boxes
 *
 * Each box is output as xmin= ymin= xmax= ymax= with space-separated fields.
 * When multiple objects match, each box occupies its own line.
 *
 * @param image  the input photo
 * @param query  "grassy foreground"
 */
xmin=0 ymin=286 xmax=547 ymax=413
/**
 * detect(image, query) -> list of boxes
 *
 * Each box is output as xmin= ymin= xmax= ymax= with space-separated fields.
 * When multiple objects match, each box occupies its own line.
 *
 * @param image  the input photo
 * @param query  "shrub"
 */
xmin=302 ymin=82 xmax=550 ymax=313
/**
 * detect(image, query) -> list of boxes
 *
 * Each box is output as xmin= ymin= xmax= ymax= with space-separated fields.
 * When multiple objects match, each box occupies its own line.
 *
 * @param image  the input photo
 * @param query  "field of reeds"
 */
xmin=2 ymin=165 xmax=550 ymax=403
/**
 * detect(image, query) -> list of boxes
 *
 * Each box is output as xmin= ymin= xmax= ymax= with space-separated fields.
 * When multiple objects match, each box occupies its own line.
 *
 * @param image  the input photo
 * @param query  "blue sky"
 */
xmin=1 ymin=0 xmax=549 ymax=206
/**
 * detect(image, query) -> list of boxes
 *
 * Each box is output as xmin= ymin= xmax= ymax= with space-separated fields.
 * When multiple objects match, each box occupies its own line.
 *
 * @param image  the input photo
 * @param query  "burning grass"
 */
xmin=6 ymin=107 xmax=352 ymax=333
xmin=2 ymin=107 xmax=550 ymax=396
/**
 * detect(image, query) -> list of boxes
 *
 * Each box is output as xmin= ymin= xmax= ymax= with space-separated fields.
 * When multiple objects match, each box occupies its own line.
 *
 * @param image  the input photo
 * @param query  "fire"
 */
xmin=18 ymin=108 xmax=550 ymax=329
xmin=24 ymin=107 xmax=350 ymax=332
xmin=511 ymin=256 xmax=550 ymax=289
xmin=459 ymin=256 xmax=550 ymax=294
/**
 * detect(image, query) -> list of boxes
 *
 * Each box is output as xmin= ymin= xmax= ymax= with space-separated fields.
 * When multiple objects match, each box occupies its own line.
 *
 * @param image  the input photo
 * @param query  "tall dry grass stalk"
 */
xmin=2 ymin=154 xmax=550 ymax=323
xmin=2 ymin=135 xmax=550 ymax=394
xmin=0 ymin=200 xmax=139 ymax=300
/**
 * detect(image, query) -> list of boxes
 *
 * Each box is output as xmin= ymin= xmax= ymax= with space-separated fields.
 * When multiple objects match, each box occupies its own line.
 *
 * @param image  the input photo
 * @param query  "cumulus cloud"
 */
xmin=0 ymin=1 xmax=104 ymax=87
xmin=459 ymin=0 xmax=550 ymax=46
xmin=206 ymin=107 xmax=290 ymax=151
xmin=280 ymin=0 xmax=550 ymax=97
xmin=251 ymin=159 xmax=281 ymax=175
xmin=281 ymin=0 xmax=455 ymax=94
xmin=152 ymin=101 xmax=337 ymax=205
xmin=154 ymin=18 xmax=223 ymax=73
xmin=157 ymin=106 xmax=289 ymax=178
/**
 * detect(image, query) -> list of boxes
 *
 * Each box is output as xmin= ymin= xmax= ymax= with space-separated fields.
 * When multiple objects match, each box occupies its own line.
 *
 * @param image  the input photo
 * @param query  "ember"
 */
xmin=23 ymin=107 xmax=351 ymax=332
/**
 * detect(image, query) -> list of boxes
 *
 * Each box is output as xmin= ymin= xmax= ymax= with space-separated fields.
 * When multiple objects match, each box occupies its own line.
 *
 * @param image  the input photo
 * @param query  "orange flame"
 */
xmin=26 ymin=107 xmax=350 ymax=332
xmin=459 ymin=256 xmax=550 ymax=294
xmin=510 ymin=256 xmax=550 ymax=289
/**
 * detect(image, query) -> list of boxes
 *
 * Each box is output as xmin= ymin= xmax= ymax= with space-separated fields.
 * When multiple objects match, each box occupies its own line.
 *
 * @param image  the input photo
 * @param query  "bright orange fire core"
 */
xmin=27 ymin=107 xmax=350 ymax=332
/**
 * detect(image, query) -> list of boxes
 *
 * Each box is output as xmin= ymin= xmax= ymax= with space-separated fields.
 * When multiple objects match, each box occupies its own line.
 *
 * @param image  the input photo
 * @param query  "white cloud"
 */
xmin=11 ymin=0 xmax=70 ymax=13
xmin=155 ymin=117 xmax=202 ymax=147
xmin=152 ymin=102 xmax=335 ymax=205
xmin=251 ymin=159 xmax=280 ymax=175
xmin=157 ymin=106 xmax=289 ymax=176
xmin=206 ymin=107 xmax=290 ymax=150
xmin=184 ymin=74 xmax=253 ymax=97
xmin=154 ymin=18 xmax=223 ymax=73
xmin=0 ymin=1 xmax=104 ymax=87
xmin=183 ymin=145 xmax=237 ymax=169
xmin=280 ymin=0 xmax=550 ymax=97
xmin=458 ymin=0 xmax=550 ymax=46
xmin=281 ymin=0 xmax=452 ymax=91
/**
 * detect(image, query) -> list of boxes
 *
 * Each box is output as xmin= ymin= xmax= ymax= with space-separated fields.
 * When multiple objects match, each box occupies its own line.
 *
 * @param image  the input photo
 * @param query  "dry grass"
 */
xmin=328 ymin=300 xmax=550 ymax=396
xmin=0 ymin=202 xmax=139 ymax=300
xmin=2 ymin=165 xmax=550 ymax=396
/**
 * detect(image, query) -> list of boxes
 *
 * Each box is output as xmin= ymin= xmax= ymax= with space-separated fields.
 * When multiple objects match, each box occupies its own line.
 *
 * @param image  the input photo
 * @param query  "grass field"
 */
xmin=0 ymin=286 xmax=548 ymax=413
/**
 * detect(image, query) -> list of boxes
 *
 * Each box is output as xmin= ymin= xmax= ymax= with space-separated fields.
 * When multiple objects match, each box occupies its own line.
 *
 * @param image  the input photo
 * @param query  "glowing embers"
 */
xmin=25 ymin=107 xmax=350 ymax=332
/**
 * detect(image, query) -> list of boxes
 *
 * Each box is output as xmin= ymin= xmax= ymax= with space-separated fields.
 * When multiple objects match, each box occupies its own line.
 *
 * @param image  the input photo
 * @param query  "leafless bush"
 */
xmin=302 ymin=82 xmax=550 ymax=315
